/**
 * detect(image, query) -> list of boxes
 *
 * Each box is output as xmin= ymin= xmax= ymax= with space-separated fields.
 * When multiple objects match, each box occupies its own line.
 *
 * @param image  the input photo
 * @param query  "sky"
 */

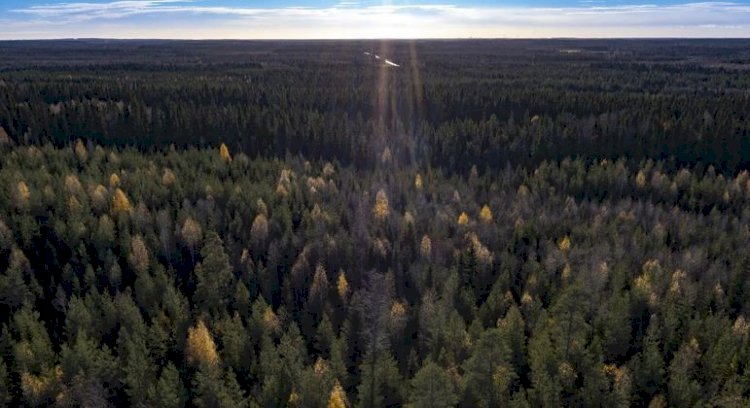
xmin=1 ymin=0 xmax=750 ymax=39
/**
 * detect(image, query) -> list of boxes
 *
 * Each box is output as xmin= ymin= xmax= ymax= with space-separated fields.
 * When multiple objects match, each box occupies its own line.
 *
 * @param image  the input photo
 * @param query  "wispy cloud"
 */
xmin=3 ymin=1 xmax=750 ymax=39
xmin=12 ymin=0 xmax=195 ymax=21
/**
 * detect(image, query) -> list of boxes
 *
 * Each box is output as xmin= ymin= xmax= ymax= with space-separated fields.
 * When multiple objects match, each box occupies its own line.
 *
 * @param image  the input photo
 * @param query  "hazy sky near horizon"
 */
xmin=2 ymin=0 xmax=750 ymax=39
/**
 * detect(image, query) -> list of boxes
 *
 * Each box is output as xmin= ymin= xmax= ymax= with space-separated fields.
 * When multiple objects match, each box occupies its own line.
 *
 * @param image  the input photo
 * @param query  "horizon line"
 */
xmin=2 ymin=36 xmax=750 ymax=41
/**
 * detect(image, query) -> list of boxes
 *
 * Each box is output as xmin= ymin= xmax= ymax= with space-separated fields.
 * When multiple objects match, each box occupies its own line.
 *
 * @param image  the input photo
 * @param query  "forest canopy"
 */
xmin=1 ymin=39 xmax=750 ymax=407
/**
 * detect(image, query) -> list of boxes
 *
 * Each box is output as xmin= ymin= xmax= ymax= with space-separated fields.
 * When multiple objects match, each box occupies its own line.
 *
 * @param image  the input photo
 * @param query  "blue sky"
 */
xmin=2 ymin=0 xmax=750 ymax=39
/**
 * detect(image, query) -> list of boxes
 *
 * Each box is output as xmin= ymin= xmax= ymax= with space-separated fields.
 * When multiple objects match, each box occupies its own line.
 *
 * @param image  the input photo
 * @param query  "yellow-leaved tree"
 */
xmin=457 ymin=211 xmax=469 ymax=226
xmin=288 ymin=390 xmax=301 ymax=407
xmin=310 ymin=263 xmax=329 ymax=303
xmin=162 ymin=168 xmax=176 ymax=186
xmin=181 ymin=217 xmax=203 ymax=248
xmin=327 ymin=381 xmax=348 ymax=408
xmin=323 ymin=162 xmax=335 ymax=177
xmin=67 ymin=196 xmax=82 ymax=216
xmin=20 ymin=367 xmax=61 ymax=407
xmin=109 ymin=173 xmax=120 ymax=188
xmin=314 ymin=357 xmax=329 ymax=377
xmin=181 ymin=217 xmax=203 ymax=261
xmin=15 ymin=181 xmax=30 ymax=209
xmin=420 ymin=235 xmax=432 ymax=259
xmin=64 ymin=174 xmax=82 ymax=196
xmin=380 ymin=147 xmax=392 ymax=164
xmin=90 ymin=184 xmax=108 ymax=212
xmin=558 ymin=235 xmax=571 ymax=252
xmin=250 ymin=213 xmax=269 ymax=246
xmin=479 ymin=204 xmax=493 ymax=223
xmin=219 ymin=143 xmax=232 ymax=162
xmin=635 ymin=170 xmax=647 ymax=189
xmin=112 ymin=188 xmax=133 ymax=214
xmin=74 ymin=139 xmax=87 ymax=162
xmin=262 ymin=306 xmax=280 ymax=334
xmin=373 ymin=189 xmax=390 ymax=221
xmin=0 ymin=126 xmax=10 ymax=145
xmin=127 ymin=235 xmax=150 ymax=275
xmin=337 ymin=270 xmax=349 ymax=300
xmin=185 ymin=320 xmax=219 ymax=367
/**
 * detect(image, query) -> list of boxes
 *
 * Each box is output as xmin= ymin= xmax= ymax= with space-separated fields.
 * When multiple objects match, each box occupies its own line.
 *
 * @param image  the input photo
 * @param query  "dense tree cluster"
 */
xmin=1 ymin=39 xmax=750 ymax=406
xmin=1 ymin=39 xmax=750 ymax=172
xmin=1 ymin=141 xmax=749 ymax=406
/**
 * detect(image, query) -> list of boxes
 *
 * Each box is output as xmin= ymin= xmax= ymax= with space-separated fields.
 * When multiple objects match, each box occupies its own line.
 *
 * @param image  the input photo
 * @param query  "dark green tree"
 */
xmin=462 ymin=328 xmax=516 ymax=407
xmin=194 ymin=231 xmax=235 ymax=315
xmin=146 ymin=363 xmax=188 ymax=408
xmin=407 ymin=360 xmax=457 ymax=408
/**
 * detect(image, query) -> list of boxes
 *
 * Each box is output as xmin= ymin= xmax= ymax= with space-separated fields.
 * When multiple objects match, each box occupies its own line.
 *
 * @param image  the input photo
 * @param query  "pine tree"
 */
xmin=527 ymin=324 xmax=563 ymax=407
xmin=146 ymin=363 xmax=187 ymax=408
xmin=194 ymin=231 xmax=234 ymax=314
xmin=0 ymin=359 xmax=13 ymax=407
xmin=0 ymin=220 xmax=12 ymax=251
xmin=498 ymin=304 xmax=527 ymax=376
xmin=0 ymin=248 xmax=32 ymax=310
xmin=357 ymin=351 xmax=403 ymax=408
xmin=258 ymin=336 xmax=284 ymax=407
xmin=599 ymin=292 xmax=632 ymax=361
xmin=604 ymin=364 xmax=632 ymax=408
xmin=58 ymin=331 xmax=119 ymax=407
xmin=192 ymin=366 xmax=246 ymax=408
xmin=408 ymin=361 xmax=457 ymax=408
xmin=64 ymin=296 xmax=95 ymax=342
xmin=257 ymin=326 xmax=307 ymax=407
xmin=218 ymin=313 xmax=250 ymax=372
xmin=462 ymin=328 xmax=515 ymax=407
xmin=277 ymin=324 xmax=307 ymax=401
xmin=12 ymin=307 xmax=56 ymax=375
xmin=119 ymin=328 xmax=155 ymax=407
xmin=668 ymin=338 xmax=702 ymax=407
xmin=94 ymin=215 xmax=116 ymax=250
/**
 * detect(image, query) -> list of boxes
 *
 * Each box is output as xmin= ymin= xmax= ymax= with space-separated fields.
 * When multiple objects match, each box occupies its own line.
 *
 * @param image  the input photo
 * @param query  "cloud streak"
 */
xmin=3 ymin=1 xmax=750 ymax=39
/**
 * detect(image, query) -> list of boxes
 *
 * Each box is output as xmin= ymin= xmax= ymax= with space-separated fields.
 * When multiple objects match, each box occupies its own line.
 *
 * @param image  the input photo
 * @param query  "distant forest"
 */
xmin=1 ymin=39 xmax=750 ymax=407
xmin=2 ymin=39 xmax=750 ymax=173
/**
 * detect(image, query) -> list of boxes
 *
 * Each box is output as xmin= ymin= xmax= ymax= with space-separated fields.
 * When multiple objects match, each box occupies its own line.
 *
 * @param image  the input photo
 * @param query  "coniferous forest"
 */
xmin=1 ymin=39 xmax=750 ymax=407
